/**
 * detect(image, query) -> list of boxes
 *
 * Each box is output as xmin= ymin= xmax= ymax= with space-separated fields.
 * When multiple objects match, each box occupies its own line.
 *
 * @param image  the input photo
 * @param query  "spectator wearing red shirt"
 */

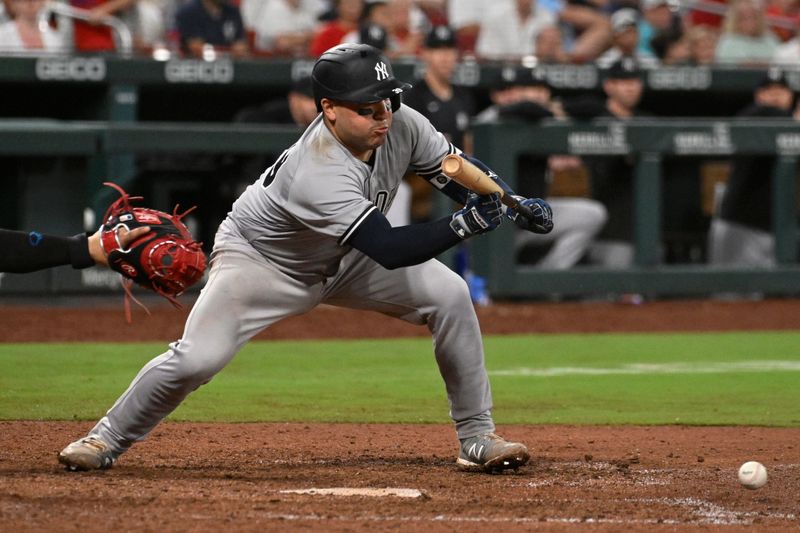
xmin=308 ymin=0 xmax=363 ymax=57
xmin=71 ymin=0 xmax=137 ymax=52
xmin=687 ymin=0 xmax=728 ymax=29
xmin=765 ymin=0 xmax=800 ymax=41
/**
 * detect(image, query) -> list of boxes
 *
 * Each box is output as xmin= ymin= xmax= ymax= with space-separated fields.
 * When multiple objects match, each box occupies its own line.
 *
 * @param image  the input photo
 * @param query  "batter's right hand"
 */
xmin=449 ymin=193 xmax=503 ymax=239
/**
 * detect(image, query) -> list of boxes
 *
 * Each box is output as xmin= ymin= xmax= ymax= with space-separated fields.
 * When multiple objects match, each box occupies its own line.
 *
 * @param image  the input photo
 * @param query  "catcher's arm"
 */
xmin=0 ymin=226 xmax=150 ymax=274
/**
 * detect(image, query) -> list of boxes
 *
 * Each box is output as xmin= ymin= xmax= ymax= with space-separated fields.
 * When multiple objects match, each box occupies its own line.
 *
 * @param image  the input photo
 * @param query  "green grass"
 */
xmin=1 ymin=332 xmax=799 ymax=426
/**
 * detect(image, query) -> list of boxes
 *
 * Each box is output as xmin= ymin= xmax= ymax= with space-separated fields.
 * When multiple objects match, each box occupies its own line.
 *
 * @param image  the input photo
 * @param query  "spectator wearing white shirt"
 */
xmin=241 ymin=0 xmax=327 ymax=56
xmin=0 ymin=0 xmax=70 ymax=53
xmin=715 ymin=0 xmax=780 ymax=65
xmin=448 ymin=0 xmax=511 ymax=53
xmin=0 ymin=1 xmax=10 ymax=24
xmin=772 ymin=16 xmax=800 ymax=63
xmin=476 ymin=0 xmax=557 ymax=60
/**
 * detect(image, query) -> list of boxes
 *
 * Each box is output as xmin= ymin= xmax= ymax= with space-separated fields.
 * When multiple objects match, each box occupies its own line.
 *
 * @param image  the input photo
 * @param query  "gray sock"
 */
xmin=455 ymin=410 xmax=495 ymax=440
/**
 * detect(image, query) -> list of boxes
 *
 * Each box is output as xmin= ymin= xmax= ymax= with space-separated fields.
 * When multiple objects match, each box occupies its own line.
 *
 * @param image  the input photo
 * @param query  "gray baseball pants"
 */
xmin=89 ymin=231 xmax=495 ymax=457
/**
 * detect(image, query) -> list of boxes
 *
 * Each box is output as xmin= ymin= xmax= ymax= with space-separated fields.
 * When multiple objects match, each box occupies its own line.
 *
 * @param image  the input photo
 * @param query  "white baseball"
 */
xmin=738 ymin=461 xmax=768 ymax=489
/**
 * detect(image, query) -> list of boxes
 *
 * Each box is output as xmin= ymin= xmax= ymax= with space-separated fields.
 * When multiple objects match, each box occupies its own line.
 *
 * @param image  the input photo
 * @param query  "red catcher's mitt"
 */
xmin=100 ymin=182 xmax=206 ymax=318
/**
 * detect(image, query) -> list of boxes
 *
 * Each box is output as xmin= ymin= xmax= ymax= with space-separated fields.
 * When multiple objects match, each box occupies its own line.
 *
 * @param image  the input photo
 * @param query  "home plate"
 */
xmin=280 ymin=487 xmax=427 ymax=498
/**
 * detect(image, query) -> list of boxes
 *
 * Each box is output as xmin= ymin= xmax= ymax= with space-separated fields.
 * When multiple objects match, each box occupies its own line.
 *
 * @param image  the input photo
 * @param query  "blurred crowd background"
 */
xmin=0 ymin=0 xmax=796 ymax=65
xmin=0 ymin=0 xmax=798 ymax=293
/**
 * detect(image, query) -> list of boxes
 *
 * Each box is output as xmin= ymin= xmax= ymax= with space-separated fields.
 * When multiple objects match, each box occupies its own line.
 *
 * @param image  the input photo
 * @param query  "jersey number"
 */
xmin=262 ymin=149 xmax=290 ymax=187
xmin=375 ymin=191 xmax=389 ymax=213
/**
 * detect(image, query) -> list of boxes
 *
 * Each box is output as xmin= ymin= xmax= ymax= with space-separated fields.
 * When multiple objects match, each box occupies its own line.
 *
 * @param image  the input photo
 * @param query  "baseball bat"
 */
xmin=440 ymin=154 xmax=534 ymax=219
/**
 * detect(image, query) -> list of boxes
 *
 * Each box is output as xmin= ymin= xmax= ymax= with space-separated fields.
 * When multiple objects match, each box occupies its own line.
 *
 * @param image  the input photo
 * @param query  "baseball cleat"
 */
xmin=457 ymin=433 xmax=530 ymax=473
xmin=58 ymin=436 xmax=116 ymax=471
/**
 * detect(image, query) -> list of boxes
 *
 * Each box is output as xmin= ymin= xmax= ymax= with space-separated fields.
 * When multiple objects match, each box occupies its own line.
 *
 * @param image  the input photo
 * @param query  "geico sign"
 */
xmin=35 ymin=57 xmax=107 ymax=81
xmin=165 ymin=59 xmax=234 ymax=83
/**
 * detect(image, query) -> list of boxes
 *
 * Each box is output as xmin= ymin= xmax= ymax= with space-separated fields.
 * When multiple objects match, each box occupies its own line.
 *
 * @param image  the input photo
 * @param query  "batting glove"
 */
xmin=450 ymin=193 xmax=503 ymax=239
xmin=506 ymin=195 xmax=554 ymax=234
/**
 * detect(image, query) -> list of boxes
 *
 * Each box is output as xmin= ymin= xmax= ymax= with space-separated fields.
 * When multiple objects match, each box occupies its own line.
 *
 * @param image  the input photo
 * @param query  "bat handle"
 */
xmin=501 ymin=194 xmax=534 ymax=220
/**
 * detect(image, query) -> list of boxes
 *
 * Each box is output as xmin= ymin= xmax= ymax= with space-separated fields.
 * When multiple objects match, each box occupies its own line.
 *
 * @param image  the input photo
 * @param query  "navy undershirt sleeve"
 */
xmin=0 ymin=229 xmax=94 ymax=273
xmin=348 ymin=210 xmax=461 ymax=269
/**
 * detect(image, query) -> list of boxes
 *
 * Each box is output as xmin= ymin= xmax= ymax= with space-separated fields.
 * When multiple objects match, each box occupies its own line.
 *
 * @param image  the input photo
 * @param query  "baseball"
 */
xmin=738 ymin=461 xmax=768 ymax=489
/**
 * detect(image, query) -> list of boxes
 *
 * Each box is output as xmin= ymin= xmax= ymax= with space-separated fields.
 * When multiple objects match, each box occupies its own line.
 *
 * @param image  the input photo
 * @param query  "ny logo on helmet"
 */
xmin=374 ymin=62 xmax=389 ymax=81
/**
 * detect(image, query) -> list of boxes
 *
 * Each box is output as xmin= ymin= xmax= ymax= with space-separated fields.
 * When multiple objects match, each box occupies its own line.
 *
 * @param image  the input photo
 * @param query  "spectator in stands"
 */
xmin=650 ymin=25 xmax=691 ymax=64
xmin=597 ymin=8 xmax=657 ymax=67
xmin=686 ymin=0 xmax=726 ymax=29
xmin=772 ymin=14 xmax=800 ymax=62
xmin=0 ymin=0 xmax=70 ymax=52
xmin=715 ymin=0 xmax=780 ymax=65
xmin=342 ymin=0 xmax=390 ymax=50
xmin=564 ymin=58 xmax=649 ymax=268
xmin=0 ymin=0 xmax=11 ymax=24
xmin=415 ymin=0 xmax=447 ymax=27
xmin=638 ymin=0 xmax=680 ymax=57
xmin=382 ymin=0 xmax=425 ymax=58
xmin=474 ymin=72 xmax=608 ymax=269
xmin=765 ymin=0 xmax=799 ymax=42
xmin=534 ymin=24 xmax=571 ymax=63
xmin=446 ymin=0 xmax=488 ymax=54
xmin=557 ymin=1 xmax=613 ymax=63
xmin=133 ymin=0 xmax=170 ymax=53
xmin=308 ymin=0 xmax=362 ymax=57
xmin=476 ymin=0 xmax=558 ymax=60
xmin=708 ymin=69 xmax=798 ymax=267
xmin=175 ymin=0 xmax=249 ymax=58
xmin=402 ymin=25 xmax=475 ymax=223
xmin=241 ymin=0 xmax=326 ymax=57
xmin=70 ymin=0 xmax=139 ymax=52
xmin=340 ymin=0 xmax=424 ymax=58
xmin=685 ymin=23 xmax=719 ymax=64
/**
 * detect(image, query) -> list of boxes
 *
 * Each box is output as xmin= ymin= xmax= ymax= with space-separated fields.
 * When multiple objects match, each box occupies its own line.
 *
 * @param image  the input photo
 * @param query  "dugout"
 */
xmin=0 ymin=56 xmax=798 ymax=298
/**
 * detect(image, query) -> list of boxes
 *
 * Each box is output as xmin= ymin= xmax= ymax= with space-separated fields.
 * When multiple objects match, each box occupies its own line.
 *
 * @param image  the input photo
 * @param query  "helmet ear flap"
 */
xmin=390 ymin=94 xmax=402 ymax=112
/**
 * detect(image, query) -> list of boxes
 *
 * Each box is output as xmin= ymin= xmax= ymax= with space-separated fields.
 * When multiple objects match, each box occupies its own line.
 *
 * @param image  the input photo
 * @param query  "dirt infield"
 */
xmin=2 ymin=296 xmax=800 ymax=341
xmin=1 ymin=422 xmax=798 ymax=531
xmin=1 ymin=298 xmax=800 ymax=531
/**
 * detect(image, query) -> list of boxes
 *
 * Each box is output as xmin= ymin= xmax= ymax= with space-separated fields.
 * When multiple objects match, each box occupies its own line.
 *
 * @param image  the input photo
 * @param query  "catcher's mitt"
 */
xmin=100 ymin=182 xmax=206 ymax=319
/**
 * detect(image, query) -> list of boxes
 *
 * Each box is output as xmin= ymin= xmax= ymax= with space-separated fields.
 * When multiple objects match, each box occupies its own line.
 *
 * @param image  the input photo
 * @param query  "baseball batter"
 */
xmin=59 ymin=44 xmax=553 ymax=473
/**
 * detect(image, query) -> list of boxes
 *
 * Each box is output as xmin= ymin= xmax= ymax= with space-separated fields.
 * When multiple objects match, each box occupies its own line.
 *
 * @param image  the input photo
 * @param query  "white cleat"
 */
xmin=58 ymin=436 xmax=116 ymax=471
xmin=457 ymin=433 xmax=530 ymax=473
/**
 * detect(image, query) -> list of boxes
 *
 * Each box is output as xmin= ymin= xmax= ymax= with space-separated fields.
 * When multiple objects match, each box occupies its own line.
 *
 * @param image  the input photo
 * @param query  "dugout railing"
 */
xmin=470 ymin=119 xmax=800 ymax=298
xmin=1 ymin=118 xmax=798 ymax=298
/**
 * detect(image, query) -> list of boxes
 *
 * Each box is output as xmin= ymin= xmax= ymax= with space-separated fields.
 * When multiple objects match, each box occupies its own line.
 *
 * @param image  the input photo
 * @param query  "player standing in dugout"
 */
xmin=58 ymin=43 xmax=554 ymax=474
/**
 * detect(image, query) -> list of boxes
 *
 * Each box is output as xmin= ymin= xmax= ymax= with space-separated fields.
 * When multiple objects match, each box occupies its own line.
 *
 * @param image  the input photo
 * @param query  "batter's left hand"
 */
xmin=507 ymin=196 xmax=554 ymax=234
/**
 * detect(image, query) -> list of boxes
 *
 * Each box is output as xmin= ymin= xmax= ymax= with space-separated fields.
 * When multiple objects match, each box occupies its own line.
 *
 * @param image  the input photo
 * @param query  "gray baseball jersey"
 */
xmin=86 ymin=104 xmax=496 ymax=459
xmin=227 ymin=105 xmax=452 ymax=283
